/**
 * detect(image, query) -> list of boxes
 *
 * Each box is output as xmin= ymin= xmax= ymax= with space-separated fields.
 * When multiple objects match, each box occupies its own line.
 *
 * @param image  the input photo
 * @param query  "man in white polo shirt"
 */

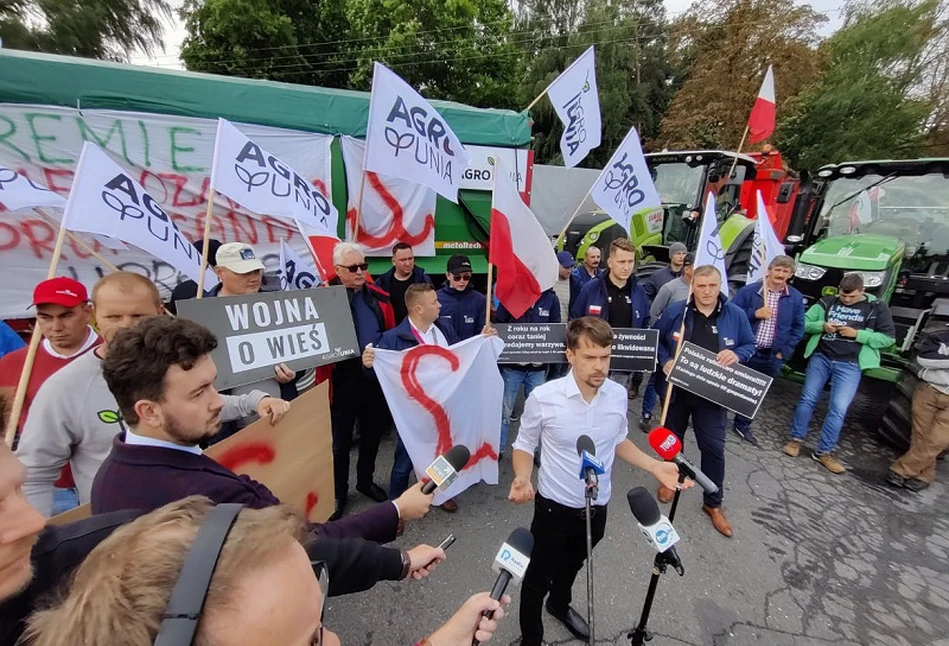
xmin=508 ymin=316 xmax=688 ymax=646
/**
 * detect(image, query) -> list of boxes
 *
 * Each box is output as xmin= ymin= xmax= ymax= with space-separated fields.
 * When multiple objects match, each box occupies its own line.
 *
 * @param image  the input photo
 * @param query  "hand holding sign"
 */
xmin=362 ymin=343 xmax=376 ymax=368
xmin=274 ymin=362 xmax=296 ymax=383
xmin=256 ymin=396 xmax=291 ymax=424
xmin=716 ymin=349 xmax=739 ymax=367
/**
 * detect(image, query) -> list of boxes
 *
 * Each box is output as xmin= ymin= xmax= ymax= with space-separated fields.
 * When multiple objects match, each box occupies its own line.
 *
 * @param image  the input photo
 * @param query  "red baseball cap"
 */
xmin=31 ymin=277 xmax=89 ymax=308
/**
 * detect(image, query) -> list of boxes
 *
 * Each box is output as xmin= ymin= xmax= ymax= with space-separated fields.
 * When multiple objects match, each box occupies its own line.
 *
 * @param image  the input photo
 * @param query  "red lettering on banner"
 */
xmin=226 ymin=211 xmax=259 ymax=245
xmin=42 ymin=168 xmax=73 ymax=196
xmin=140 ymin=170 xmax=171 ymax=204
xmin=347 ymin=172 xmax=434 ymax=249
xmin=0 ymin=222 xmax=18 ymax=252
xmin=21 ymin=219 xmax=56 ymax=259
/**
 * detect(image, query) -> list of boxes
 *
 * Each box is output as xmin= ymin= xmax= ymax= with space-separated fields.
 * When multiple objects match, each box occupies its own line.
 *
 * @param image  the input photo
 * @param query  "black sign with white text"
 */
xmin=668 ymin=342 xmax=773 ymax=418
xmin=609 ymin=328 xmax=660 ymax=372
xmin=496 ymin=323 xmax=567 ymax=364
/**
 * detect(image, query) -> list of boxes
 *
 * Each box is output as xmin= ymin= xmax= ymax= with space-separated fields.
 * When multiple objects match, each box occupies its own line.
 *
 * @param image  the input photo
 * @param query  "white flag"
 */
xmin=590 ymin=127 xmax=662 ymax=235
xmin=364 ymin=62 xmax=471 ymax=203
xmin=279 ymin=239 xmax=321 ymax=290
xmin=210 ymin=118 xmax=338 ymax=236
xmin=547 ymin=46 xmax=602 ymax=168
xmin=746 ymin=190 xmax=785 ymax=284
xmin=373 ymin=335 xmax=504 ymax=506
xmin=64 ymin=142 xmax=218 ymax=287
xmin=0 ymin=165 xmax=67 ymax=212
xmin=694 ymin=193 xmax=729 ymax=295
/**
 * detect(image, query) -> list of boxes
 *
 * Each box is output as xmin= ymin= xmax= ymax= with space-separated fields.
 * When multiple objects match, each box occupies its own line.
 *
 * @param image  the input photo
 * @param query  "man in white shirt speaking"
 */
xmin=508 ymin=316 xmax=688 ymax=646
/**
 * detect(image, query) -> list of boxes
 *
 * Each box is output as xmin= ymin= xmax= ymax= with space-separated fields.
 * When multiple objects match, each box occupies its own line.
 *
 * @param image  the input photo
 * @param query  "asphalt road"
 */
xmin=327 ymin=381 xmax=949 ymax=646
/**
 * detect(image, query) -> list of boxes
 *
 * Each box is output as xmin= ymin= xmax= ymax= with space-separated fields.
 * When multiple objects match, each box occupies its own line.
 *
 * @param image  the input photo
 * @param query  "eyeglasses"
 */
xmin=336 ymin=263 xmax=369 ymax=273
xmin=310 ymin=560 xmax=329 ymax=646
xmin=451 ymin=273 xmax=472 ymax=282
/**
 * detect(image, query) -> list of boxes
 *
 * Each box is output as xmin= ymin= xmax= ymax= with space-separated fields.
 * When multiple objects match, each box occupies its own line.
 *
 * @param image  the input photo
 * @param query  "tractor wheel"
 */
xmin=876 ymin=370 xmax=918 ymax=451
xmin=848 ymin=377 xmax=896 ymax=434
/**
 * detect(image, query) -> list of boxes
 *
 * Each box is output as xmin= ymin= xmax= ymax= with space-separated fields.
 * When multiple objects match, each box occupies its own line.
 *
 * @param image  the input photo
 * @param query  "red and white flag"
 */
xmin=489 ymin=159 xmax=558 ymax=318
xmin=748 ymin=65 xmax=776 ymax=144
xmin=372 ymin=335 xmax=505 ymax=505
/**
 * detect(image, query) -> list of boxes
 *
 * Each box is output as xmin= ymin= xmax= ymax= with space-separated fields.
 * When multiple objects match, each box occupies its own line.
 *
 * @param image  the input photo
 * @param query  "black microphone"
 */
xmin=576 ymin=435 xmax=603 ymax=500
xmin=421 ymin=445 xmax=471 ymax=495
xmin=627 ymin=487 xmax=684 ymax=575
xmin=473 ymin=528 xmax=534 ymax=646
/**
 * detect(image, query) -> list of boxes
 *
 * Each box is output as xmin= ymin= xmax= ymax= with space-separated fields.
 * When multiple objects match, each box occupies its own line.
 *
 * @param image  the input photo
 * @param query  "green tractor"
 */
xmin=784 ymin=158 xmax=949 ymax=449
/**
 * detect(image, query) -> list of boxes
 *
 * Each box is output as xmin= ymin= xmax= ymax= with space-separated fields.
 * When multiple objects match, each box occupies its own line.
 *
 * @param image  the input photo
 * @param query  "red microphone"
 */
xmin=647 ymin=427 xmax=719 ymax=494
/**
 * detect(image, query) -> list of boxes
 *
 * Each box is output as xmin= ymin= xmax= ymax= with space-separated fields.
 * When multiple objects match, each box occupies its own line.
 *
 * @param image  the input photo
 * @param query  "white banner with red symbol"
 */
xmin=372 ymin=335 xmax=504 ymax=506
xmin=0 ymin=104 xmax=332 ymax=318
xmin=340 ymin=135 xmax=437 ymax=258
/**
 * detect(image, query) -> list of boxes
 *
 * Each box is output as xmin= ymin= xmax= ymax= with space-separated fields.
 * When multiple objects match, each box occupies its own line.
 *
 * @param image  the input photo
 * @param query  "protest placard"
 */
xmin=668 ymin=342 xmax=773 ymax=418
xmin=609 ymin=328 xmax=659 ymax=371
xmin=495 ymin=323 xmax=567 ymax=364
xmin=176 ymin=286 xmax=359 ymax=389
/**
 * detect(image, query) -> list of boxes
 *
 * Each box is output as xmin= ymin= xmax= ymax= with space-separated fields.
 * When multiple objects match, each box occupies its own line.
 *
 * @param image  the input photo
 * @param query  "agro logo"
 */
xmin=234 ymin=143 xmax=332 ymax=227
xmin=603 ymin=153 xmax=647 ymax=213
xmin=384 ymin=96 xmax=455 ymax=181
xmin=97 ymin=409 xmax=122 ymax=424
xmin=560 ymin=70 xmax=593 ymax=156
xmin=281 ymin=258 xmax=318 ymax=290
xmin=0 ymin=167 xmax=54 ymax=194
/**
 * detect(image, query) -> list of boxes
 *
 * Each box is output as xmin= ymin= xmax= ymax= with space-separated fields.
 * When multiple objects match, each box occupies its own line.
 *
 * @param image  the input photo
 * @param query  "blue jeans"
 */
xmin=51 ymin=487 xmax=79 ymax=516
xmin=734 ymin=351 xmax=785 ymax=434
xmin=501 ymin=367 xmax=547 ymax=453
xmin=641 ymin=372 xmax=659 ymax=419
xmin=389 ymin=436 xmax=414 ymax=499
xmin=790 ymin=352 xmax=862 ymax=454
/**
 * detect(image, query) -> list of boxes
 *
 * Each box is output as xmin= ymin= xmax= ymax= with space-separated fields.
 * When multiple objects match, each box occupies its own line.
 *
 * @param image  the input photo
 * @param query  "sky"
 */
xmin=129 ymin=0 xmax=846 ymax=70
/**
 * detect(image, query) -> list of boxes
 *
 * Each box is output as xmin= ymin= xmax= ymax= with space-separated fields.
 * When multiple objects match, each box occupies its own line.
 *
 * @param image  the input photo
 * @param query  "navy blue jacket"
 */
xmin=654 ymin=295 xmax=757 ymax=367
xmin=643 ymin=266 xmax=682 ymax=301
xmin=732 ymin=281 xmax=806 ymax=359
xmin=376 ymin=316 xmax=460 ymax=352
xmin=570 ymin=272 xmax=651 ymax=329
xmin=495 ymin=289 xmax=562 ymax=324
xmin=437 ymin=285 xmax=486 ymax=340
xmin=374 ymin=266 xmax=432 ymax=293
xmin=569 ymin=266 xmax=602 ymax=312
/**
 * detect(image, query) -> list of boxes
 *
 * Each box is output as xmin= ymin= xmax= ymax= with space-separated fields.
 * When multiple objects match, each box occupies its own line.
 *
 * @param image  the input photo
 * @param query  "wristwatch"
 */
xmin=400 ymin=550 xmax=412 ymax=580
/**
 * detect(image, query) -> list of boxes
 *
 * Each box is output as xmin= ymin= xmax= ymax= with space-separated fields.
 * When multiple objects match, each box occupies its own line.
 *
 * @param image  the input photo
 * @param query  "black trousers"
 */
xmin=665 ymin=392 xmax=726 ymax=508
xmin=330 ymin=368 xmax=390 ymax=500
xmin=520 ymin=493 xmax=607 ymax=646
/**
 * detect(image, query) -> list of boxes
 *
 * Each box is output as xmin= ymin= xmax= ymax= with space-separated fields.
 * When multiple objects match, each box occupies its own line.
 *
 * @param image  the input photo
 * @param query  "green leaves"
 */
xmin=97 ymin=410 xmax=121 ymax=424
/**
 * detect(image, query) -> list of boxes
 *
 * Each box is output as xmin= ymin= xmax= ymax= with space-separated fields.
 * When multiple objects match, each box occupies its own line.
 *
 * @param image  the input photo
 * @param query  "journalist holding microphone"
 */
xmin=507 ymin=316 xmax=688 ymax=646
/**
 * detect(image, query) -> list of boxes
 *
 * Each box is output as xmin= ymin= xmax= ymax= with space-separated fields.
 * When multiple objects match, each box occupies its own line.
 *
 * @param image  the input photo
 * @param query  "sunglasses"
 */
xmin=337 ymin=263 xmax=369 ymax=273
xmin=310 ymin=560 xmax=329 ymax=646
xmin=451 ymin=273 xmax=472 ymax=282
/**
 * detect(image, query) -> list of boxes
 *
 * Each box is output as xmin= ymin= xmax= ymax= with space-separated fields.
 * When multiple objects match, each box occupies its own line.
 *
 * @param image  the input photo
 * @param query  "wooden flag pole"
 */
xmin=5 ymin=212 xmax=70 ymax=448
xmin=525 ymin=88 xmax=550 ymax=113
xmin=196 ymin=188 xmax=216 ymax=299
xmin=485 ymin=167 xmax=498 ymax=327
xmin=726 ymin=126 xmax=750 ymax=182
xmin=352 ymin=171 xmax=367 ymax=243
xmin=554 ymin=183 xmax=596 ymax=248
xmin=657 ymin=283 xmax=693 ymax=428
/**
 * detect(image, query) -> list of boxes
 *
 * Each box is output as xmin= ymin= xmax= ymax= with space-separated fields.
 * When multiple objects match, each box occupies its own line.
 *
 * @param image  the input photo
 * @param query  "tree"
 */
xmin=655 ymin=0 xmax=825 ymax=151
xmin=0 ymin=0 xmax=171 ymax=60
xmin=778 ymin=0 xmax=941 ymax=170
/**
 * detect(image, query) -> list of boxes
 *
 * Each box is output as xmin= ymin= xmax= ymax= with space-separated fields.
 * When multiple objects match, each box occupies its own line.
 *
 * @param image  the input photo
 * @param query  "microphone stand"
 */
xmin=584 ymin=478 xmax=596 ymax=646
xmin=628 ymin=470 xmax=687 ymax=646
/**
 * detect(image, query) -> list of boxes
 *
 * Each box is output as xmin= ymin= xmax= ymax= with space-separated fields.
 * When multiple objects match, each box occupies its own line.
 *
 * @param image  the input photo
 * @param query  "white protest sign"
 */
xmin=211 ymin=118 xmax=338 ymax=236
xmin=547 ymin=46 xmax=602 ymax=168
xmin=590 ymin=127 xmax=662 ymax=235
xmin=364 ymin=62 xmax=471 ymax=203
xmin=64 ymin=142 xmax=218 ymax=286
xmin=279 ymin=239 xmax=321 ymax=290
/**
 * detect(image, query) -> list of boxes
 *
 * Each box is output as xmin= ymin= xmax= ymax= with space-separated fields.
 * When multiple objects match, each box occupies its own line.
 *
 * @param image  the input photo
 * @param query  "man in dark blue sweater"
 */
xmin=438 ymin=254 xmax=487 ymax=341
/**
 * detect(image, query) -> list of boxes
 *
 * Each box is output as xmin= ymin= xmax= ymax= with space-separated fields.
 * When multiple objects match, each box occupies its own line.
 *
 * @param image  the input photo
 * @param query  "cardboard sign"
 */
xmin=610 ymin=328 xmax=660 ymax=372
xmin=495 ymin=323 xmax=567 ymax=364
xmin=49 ymin=383 xmax=335 ymax=526
xmin=668 ymin=342 xmax=773 ymax=418
xmin=176 ymin=286 xmax=359 ymax=389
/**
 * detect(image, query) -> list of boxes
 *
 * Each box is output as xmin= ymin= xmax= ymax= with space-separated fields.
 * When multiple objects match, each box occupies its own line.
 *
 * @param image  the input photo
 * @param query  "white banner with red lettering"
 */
xmin=372 ymin=335 xmax=504 ymax=505
xmin=340 ymin=135 xmax=437 ymax=258
xmin=0 ymin=104 xmax=333 ymax=318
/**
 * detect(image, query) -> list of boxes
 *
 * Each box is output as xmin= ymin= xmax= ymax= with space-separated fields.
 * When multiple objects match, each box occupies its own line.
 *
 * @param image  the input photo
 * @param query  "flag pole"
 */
xmin=554 ymin=182 xmax=596 ymax=248
xmin=726 ymin=126 xmax=750 ymax=181
xmin=196 ymin=187 xmax=216 ymax=299
xmin=352 ymin=171 xmax=367 ymax=244
xmin=485 ymin=167 xmax=499 ymax=327
xmin=657 ymin=282 xmax=692 ymax=428
xmin=525 ymin=88 xmax=550 ymax=113
xmin=5 ymin=210 xmax=70 ymax=448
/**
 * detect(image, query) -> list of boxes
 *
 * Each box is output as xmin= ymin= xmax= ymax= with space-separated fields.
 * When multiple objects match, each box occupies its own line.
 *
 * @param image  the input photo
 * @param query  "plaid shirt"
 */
xmin=755 ymin=287 xmax=784 ymax=349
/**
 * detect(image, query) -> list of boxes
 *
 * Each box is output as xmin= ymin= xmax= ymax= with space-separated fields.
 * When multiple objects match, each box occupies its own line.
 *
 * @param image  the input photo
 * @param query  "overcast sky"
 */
xmin=130 ymin=0 xmax=845 ymax=69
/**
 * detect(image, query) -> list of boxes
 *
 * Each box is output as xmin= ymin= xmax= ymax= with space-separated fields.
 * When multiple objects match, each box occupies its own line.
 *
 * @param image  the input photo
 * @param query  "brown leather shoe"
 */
xmin=439 ymin=498 xmax=459 ymax=513
xmin=703 ymin=505 xmax=733 ymax=537
xmin=657 ymin=485 xmax=675 ymax=504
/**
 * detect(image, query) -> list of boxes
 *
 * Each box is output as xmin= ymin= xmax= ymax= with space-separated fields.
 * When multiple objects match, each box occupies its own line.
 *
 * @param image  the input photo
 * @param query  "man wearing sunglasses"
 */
xmin=437 ymin=255 xmax=487 ymax=343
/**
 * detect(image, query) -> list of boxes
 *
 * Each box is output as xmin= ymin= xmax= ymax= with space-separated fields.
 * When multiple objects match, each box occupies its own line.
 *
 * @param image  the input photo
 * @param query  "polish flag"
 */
xmin=489 ymin=160 xmax=558 ymax=319
xmin=748 ymin=65 xmax=776 ymax=144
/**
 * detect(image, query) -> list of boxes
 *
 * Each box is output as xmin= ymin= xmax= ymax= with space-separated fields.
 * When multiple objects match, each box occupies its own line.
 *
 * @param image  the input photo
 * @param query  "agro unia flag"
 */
xmin=694 ymin=192 xmax=729 ymax=295
xmin=373 ymin=335 xmax=504 ymax=505
xmin=590 ymin=126 xmax=662 ymax=235
xmin=279 ymin=239 xmax=321 ymax=290
xmin=547 ymin=46 xmax=602 ymax=168
xmin=210 ymin=118 xmax=338 ymax=236
xmin=0 ymin=164 xmax=67 ymax=211
xmin=364 ymin=62 xmax=471 ymax=203
xmin=64 ymin=142 xmax=218 ymax=286
xmin=746 ymin=190 xmax=785 ymax=284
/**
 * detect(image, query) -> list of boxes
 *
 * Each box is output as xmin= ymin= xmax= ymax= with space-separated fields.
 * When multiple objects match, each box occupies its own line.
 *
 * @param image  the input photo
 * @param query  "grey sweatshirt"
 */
xmin=17 ymin=350 xmax=269 ymax=517
xmin=650 ymin=277 xmax=691 ymax=320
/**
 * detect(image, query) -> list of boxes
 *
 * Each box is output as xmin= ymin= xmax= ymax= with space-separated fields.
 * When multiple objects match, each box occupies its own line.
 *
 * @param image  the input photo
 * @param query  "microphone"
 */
xmin=647 ymin=427 xmax=719 ymax=495
xmin=627 ymin=487 xmax=684 ymax=575
xmin=420 ymin=445 xmax=471 ymax=495
xmin=473 ymin=528 xmax=534 ymax=646
xmin=576 ymin=435 xmax=605 ymax=501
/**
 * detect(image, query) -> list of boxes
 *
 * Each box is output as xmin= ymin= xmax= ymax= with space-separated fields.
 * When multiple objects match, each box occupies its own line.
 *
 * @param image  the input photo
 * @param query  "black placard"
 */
xmin=495 ymin=323 xmax=567 ymax=364
xmin=609 ymin=328 xmax=660 ymax=372
xmin=667 ymin=342 xmax=773 ymax=418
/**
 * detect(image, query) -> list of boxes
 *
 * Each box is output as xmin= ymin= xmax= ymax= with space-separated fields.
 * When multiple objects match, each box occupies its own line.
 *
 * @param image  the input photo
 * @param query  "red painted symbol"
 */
xmin=347 ymin=171 xmax=435 ymax=248
xmin=400 ymin=345 xmax=498 ymax=469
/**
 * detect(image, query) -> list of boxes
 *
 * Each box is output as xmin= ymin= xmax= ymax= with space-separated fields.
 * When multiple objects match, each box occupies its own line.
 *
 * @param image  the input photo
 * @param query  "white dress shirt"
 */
xmin=409 ymin=319 xmax=448 ymax=346
xmin=512 ymin=371 xmax=629 ymax=508
xmin=124 ymin=427 xmax=203 ymax=456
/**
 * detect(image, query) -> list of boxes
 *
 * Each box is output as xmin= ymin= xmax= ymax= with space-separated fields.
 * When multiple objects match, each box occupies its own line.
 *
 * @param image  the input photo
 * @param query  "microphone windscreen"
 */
xmin=627 ymin=486 xmax=662 ymax=526
xmin=505 ymin=527 xmax=535 ymax=557
xmin=576 ymin=434 xmax=596 ymax=457
xmin=648 ymin=427 xmax=682 ymax=461
xmin=444 ymin=444 xmax=471 ymax=472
